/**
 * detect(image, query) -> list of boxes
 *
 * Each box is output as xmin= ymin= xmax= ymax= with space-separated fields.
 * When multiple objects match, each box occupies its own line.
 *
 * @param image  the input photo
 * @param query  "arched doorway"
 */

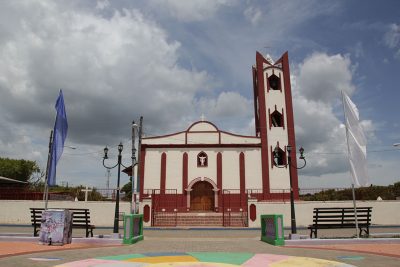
xmin=190 ymin=181 xmax=214 ymax=211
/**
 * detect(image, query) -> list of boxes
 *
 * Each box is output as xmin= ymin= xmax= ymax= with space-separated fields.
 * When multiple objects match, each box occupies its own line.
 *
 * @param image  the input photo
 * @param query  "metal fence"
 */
xmin=0 ymin=186 xmax=373 ymax=201
xmin=0 ymin=187 xmax=74 ymax=201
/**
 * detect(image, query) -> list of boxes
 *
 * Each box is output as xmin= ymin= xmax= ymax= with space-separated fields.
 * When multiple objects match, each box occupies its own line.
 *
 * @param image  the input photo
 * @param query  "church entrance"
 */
xmin=190 ymin=181 xmax=214 ymax=211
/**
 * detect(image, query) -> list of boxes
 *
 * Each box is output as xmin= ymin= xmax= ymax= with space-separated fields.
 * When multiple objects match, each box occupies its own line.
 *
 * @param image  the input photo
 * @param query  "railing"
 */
xmin=222 ymin=189 xmax=248 ymax=227
xmin=299 ymin=188 xmax=349 ymax=195
xmin=1 ymin=187 xmax=382 ymax=201
xmin=0 ymin=188 xmax=74 ymax=200
xmin=246 ymin=188 xmax=290 ymax=202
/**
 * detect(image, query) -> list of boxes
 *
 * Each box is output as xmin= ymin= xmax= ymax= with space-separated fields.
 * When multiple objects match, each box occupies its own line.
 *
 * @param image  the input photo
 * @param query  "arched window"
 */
xmin=197 ymin=151 xmax=208 ymax=167
xmin=268 ymin=74 xmax=281 ymax=91
xmin=273 ymin=147 xmax=286 ymax=166
xmin=271 ymin=110 xmax=283 ymax=127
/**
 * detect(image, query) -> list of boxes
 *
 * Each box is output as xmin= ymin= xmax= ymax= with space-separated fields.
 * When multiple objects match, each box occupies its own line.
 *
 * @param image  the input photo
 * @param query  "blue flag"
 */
xmin=48 ymin=90 xmax=68 ymax=186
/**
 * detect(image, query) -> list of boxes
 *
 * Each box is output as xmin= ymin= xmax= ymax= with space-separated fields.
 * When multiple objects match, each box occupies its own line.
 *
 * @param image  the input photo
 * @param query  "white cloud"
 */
xmin=0 ymin=2 xmax=210 ymax=144
xmin=196 ymin=91 xmax=253 ymax=135
xmin=292 ymin=52 xmax=372 ymax=177
xmin=384 ymin=23 xmax=400 ymax=59
xmin=96 ymin=0 xmax=109 ymax=10
xmin=297 ymin=53 xmax=355 ymax=104
xmin=0 ymin=1 xmax=213 ymax=186
xmin=353 ymin=41 xmax=364 ymax=58
xmin=244 ymin=6 xmax=262 ymax=26
xmin=260 ymin=0 xmax=339 ymax=33
xmin=198 ymin=91 xmax=251 ymax=118
xmin=0 ymin=1 xmax=389 ymax=189
xmin=147 ymin=0 xmax=235 ymax=22
xmin=384 ymin=23 xmax=400 ymax=48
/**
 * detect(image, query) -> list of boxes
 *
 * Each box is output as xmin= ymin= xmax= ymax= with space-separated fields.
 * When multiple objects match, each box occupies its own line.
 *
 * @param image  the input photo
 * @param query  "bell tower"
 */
xmin=252 ymin=51 xmax=299 ymax=199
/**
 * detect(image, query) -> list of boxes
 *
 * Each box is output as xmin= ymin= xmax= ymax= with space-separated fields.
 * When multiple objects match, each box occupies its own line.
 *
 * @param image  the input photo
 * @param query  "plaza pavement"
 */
xmin=0 ymin=226 xmax=399 ymax=267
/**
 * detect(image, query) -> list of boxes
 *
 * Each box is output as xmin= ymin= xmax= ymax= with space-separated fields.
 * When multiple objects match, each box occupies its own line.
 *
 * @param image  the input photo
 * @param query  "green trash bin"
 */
xmin=260 ymin=214 xmax=285 ymax=246
xmin=123 ymin=214 xmax=144 ymax=244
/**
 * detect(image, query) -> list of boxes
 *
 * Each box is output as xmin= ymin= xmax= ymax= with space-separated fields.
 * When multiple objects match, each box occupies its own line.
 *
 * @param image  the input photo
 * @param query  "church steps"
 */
xmin=152 ymin=212 xmax=247 ymax=227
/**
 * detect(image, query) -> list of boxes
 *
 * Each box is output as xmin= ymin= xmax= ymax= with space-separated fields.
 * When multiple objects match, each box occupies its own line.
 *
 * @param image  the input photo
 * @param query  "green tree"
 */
xmin=0 ymin=157 xmax=40 ymax=182
xmin=122 ymin=179 xmax=132 ymax=200
xmin=300 ymin=182 xmax=400 ymax=201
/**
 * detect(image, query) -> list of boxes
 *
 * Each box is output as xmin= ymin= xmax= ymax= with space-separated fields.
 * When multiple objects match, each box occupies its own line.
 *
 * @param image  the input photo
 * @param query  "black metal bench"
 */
xmin=308 ymin=207 xmax=372 ymax=238
xmin=30 ymin=208 xmax=95 ymax=237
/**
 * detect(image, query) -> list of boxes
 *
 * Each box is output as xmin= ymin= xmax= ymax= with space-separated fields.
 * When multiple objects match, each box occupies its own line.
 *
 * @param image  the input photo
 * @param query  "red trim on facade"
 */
xmin=281 ymin=51 xmax=299 ymax=199
xmin=139 ymin=148 xmax=146 ymax=201
xmin=253 ymin=67 xmax=260 ymax=136
xmin=266 ymin=72 xmax=270 ymax=93
xmin=143 ymin=121 xmax=219 ymax=142
xmin=268 ymin=108 xmax=271 ymax=130
xmin=217 ymin=152 xmax=222 ymax=210
xmin=183 ymin=153 xmax=188 ymax=194
xmin=268 ymin=192 xmax=291 ymax=200
xmin=270 ymin=146 xmax=274 ymax=169
xmin=187 ymin=120 xmax=219 ymax=132
xmin=256 ymin=51 xmax=270 ymax=198
xmin=160 ymin=153 xmax=167 ymax=194
xmin=142 ymin=144 xmax=261 ymax=149
xmin=219 ymin=131 xmax=261 ymax=139
xmin=249 ymin=204 xmax=256 ymax=222
xmin=188 ymin=130 xmax=219 ymax=134
xmin=143 ymin=205 xmax=150 ymax=222
xmin=284 ymin=146 xmax=287 ymax=168
xmin=282 ymin=108 xmax=285 ymax=130
xmin=239 ymin=152 xmax=245 ymax=197
xmin=142 ymin=131 xmax=186 ymax=140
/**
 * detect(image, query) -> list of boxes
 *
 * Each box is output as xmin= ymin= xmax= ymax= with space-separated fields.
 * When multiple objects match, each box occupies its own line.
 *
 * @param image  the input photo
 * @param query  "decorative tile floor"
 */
xmin=55 ymin=252 xmax=355 ymax=267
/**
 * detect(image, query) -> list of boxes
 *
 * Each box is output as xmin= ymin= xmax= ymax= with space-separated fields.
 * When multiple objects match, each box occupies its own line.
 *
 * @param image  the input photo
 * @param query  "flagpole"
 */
xmin=43 ymin=130 xmax=54 ymax=210
xmin=341 ymin=90 xmax=360 ymax=238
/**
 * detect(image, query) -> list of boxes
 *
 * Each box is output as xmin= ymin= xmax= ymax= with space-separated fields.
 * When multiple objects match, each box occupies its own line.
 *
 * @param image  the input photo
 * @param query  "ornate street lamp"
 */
xmin=273 ymin=145 xmax=306 ymax=235
xmin=103 ymin=142 xmax=125 ymax=234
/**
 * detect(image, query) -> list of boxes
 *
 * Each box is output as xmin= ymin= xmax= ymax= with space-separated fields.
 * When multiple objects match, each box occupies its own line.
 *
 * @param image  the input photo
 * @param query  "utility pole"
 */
xmin=136 ymin=116 xmax=143 ymax=214
xmin=131 ymin=116 xmax=143 ymax=214
xmin=106 ymin=169 xmax=111 ymax=198
xmin=131 ymin=121 xmax=137 ymax=214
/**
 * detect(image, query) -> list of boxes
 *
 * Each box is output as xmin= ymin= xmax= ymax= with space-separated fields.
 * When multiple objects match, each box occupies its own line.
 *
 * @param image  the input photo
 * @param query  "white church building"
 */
xmin=135 ymin=52 xmax=301 ymax=227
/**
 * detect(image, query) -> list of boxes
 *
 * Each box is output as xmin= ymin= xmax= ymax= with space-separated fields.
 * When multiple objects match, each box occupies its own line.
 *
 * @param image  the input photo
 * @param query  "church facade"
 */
xmin=137 ymin=52 xmax=300 ymax=226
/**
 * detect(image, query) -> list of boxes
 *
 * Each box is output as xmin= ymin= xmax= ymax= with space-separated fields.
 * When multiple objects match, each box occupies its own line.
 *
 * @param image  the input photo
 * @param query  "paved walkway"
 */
xmin=0 ymin=228 xmax=399 ymax=267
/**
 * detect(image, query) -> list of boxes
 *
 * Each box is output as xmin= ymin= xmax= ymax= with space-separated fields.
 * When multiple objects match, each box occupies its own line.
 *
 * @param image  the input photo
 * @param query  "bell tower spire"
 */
xmin=252 ymin=51 xmax=299 ymax=199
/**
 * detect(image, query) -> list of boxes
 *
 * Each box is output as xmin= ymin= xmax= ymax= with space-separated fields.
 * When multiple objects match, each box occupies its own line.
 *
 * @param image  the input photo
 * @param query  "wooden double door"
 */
xmin=190 ymin=181 xmax=214 ymax=211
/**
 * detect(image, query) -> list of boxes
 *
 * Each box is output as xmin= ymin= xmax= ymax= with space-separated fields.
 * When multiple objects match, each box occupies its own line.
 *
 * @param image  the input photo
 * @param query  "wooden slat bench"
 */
xmin=308 ymin=207 xmax=372 ymax=238
xmin=30 ymin=208 xmax=95 ymax=237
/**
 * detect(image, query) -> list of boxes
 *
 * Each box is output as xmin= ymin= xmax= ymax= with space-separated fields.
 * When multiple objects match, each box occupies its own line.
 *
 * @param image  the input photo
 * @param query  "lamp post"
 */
xmin=273 ymin=145 xmax=306 ymax=235
xmin=103 ymin=142 xmax=124 ymax=234
xmin=131 ymin=117 xmax=143 ymax=214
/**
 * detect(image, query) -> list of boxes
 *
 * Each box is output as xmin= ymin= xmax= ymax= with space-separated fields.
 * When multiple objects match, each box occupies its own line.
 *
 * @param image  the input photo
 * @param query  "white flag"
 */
xmin=343 ymin=92 xmax=370 ymax=187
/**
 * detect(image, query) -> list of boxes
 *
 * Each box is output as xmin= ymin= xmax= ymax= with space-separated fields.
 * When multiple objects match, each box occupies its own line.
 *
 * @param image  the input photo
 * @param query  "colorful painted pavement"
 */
xmin=55 ymin=252 xmax=355 ymax=267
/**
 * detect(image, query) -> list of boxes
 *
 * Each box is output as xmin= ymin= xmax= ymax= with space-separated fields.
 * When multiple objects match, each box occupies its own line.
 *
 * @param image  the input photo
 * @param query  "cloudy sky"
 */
xmin=0 ymin=0 xmax=399 ymax=189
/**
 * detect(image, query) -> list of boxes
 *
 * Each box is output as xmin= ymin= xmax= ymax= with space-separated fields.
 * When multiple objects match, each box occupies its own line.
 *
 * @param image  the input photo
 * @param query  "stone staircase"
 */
xmin=152 ymin=212 xmax=247 ymax=227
